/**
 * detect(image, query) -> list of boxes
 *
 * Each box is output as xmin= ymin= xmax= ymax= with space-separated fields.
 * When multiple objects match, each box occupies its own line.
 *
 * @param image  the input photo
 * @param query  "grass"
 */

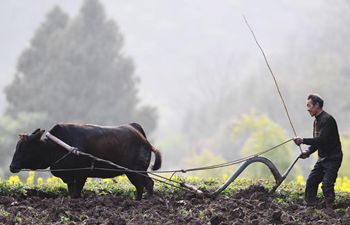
xmin=1 ymin=172 xmax=350 ymax=203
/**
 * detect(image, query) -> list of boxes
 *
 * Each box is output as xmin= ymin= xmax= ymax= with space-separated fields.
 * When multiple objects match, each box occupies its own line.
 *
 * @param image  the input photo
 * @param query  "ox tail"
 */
xmin=151 ymin=145 xmax=162 ymax=171
xmin=124 ymin=123 xmax=162 ymax=170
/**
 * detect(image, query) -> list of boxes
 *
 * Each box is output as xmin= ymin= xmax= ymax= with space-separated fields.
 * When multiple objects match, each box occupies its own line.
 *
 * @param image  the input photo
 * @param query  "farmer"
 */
xmin=293 ymin=93 xmax=342 ymax=208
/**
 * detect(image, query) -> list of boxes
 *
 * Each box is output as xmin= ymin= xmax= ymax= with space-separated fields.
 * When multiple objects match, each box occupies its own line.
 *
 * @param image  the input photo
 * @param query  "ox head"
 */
xmin=9 ymin=128 xmax=46 ymax=173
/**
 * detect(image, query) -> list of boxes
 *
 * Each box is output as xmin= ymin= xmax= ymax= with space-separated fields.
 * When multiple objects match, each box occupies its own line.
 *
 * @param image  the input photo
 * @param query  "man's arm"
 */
xmin=307 ymin=144 xmax=317 ymax=155
xmin=302 ymin=119 xmax=333 ymax=146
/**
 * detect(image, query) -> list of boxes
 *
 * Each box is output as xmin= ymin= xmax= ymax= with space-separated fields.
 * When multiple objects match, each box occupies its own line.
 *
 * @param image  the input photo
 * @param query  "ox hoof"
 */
xmin=70 ymin=193 xmax=82 ymax=198
xmin=144 ymin=193 xmax=154 ymax=200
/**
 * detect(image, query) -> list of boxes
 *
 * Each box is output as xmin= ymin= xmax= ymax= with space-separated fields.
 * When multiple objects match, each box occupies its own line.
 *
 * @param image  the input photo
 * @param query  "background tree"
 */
xmin=5 ymin=0 xmax=157 ymax=132
xmin=184 ymin=149 xmax=233 ymax=178
xmin=232 ymin=111 xmax=301 ymax=180
xmin=1 ymin=0 xmax=157 ymax=177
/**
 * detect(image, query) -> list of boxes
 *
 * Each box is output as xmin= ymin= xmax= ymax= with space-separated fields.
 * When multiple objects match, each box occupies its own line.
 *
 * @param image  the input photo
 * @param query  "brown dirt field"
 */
xmin=1 ymin=185 xmax=350 ymax=225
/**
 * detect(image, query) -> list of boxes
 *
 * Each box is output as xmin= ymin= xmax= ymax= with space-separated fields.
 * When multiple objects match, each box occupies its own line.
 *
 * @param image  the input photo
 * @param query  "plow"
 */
xmin=44 ymin=131 xmax=301 ymax=197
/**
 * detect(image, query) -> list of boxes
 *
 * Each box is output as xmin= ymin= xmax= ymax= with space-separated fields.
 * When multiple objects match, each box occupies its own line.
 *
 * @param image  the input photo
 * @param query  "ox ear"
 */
xmin=29 ymin=128 xmax=45 ymax=142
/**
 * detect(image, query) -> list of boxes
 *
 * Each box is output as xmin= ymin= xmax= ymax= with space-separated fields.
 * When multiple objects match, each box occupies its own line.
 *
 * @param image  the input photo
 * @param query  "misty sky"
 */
xmin=0 ymin=0 xmax=333 ymax=136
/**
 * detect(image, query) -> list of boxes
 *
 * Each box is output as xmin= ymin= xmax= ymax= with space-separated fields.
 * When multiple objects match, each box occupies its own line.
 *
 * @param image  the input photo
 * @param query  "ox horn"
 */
xmin=29 ymin=128 xmax=45 ymax=142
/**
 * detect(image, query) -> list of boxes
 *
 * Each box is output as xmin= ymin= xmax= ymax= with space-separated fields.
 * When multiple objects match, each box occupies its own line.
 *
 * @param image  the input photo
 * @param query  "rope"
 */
xmin=22 ymin=138 xmax=293 ymax=175
xmin=181 ymin=138 xmax=293 ymax=172
xmin=243 ymin=16 xmax=302 ymax=153
xmin=45 ymin=132 xmax=199 ymax=193
xmin=22 ymin=133 xmax=293 ymax=193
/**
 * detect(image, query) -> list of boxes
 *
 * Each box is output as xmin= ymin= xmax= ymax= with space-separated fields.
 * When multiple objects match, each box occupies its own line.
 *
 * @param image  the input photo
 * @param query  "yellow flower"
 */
xmin=296 ymin=175 xmax=305 ymax=185
xmin=26 ymin=171 xmax=36 ymax=185
xmin=46 ymin=176 xmax=63 ymax=186
xmin=336 ymin=176 xmax=350 ymax=193
xmin=8 ymin=176 xmax=22 ymax=185
xmin=222 ymin=173 xmax=229 ymax=181
xmin=37 ymin=177 xmax=43 ymax=185
xmin=103 ymin=178 xmax=113 ymax=184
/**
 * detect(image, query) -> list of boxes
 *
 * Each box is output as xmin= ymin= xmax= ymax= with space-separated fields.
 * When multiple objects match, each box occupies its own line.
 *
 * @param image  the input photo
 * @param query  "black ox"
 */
xmin=9 ymin=123 xmax=162 ymax=200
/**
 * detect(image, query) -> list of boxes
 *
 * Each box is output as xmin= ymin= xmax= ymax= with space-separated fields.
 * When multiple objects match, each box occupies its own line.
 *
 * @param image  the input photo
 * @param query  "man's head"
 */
xmin=306 ymin=93 xmax=324 ymax=117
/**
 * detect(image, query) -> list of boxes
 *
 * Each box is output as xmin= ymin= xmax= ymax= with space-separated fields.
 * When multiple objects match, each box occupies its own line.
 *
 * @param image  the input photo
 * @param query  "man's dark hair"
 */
xmin=307 ymin=93 xmax=324 ymax=108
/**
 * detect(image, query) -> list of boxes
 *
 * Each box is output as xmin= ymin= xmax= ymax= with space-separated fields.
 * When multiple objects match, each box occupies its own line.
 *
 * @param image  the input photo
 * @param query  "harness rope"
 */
xmin=27 ymin=133 xmax=293 ymax=175
xmin=44 ymin=133 xmax=199 ymax=193
xmin=22 ymin=133 xmax=293 ymax=193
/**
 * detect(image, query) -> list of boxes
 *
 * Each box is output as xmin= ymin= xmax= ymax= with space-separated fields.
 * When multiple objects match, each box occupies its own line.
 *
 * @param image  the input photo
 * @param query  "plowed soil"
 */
xmin=1 ymin=185 xmax=350 ymax=225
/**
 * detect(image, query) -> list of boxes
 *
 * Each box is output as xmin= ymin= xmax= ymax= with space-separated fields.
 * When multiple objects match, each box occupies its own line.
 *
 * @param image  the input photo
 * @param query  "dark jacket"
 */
xmin=303 ymin=111 xmax=342 ymax=159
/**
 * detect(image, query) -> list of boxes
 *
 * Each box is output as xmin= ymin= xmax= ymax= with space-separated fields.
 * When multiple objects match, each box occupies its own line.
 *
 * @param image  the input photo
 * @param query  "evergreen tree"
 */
xmin=5 ymin=0 xmax=157 ymax=132
xmin=6 ymin=6 xmax=68 ymax=120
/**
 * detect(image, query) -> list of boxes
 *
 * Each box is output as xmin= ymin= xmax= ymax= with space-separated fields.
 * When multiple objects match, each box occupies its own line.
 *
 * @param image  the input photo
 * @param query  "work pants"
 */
xmin=305 ymin=153 xmax=342 ymax=204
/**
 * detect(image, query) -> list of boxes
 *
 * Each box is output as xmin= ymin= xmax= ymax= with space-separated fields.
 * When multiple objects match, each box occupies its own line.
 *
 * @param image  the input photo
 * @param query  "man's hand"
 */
xmin=293 ymin=137 xmax=303 ymax=146
xmin=299 ymin=150 xmax=311 ymax=159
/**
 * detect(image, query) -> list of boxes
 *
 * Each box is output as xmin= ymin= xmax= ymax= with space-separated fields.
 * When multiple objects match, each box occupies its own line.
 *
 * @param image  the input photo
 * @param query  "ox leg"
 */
xmin=144 ymin=173 xmax=154 ymax=198
xmin=67 ymin=177 xmax=87 ymax=198
xmin=126 ymin=173 xmax=145 ymax=200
